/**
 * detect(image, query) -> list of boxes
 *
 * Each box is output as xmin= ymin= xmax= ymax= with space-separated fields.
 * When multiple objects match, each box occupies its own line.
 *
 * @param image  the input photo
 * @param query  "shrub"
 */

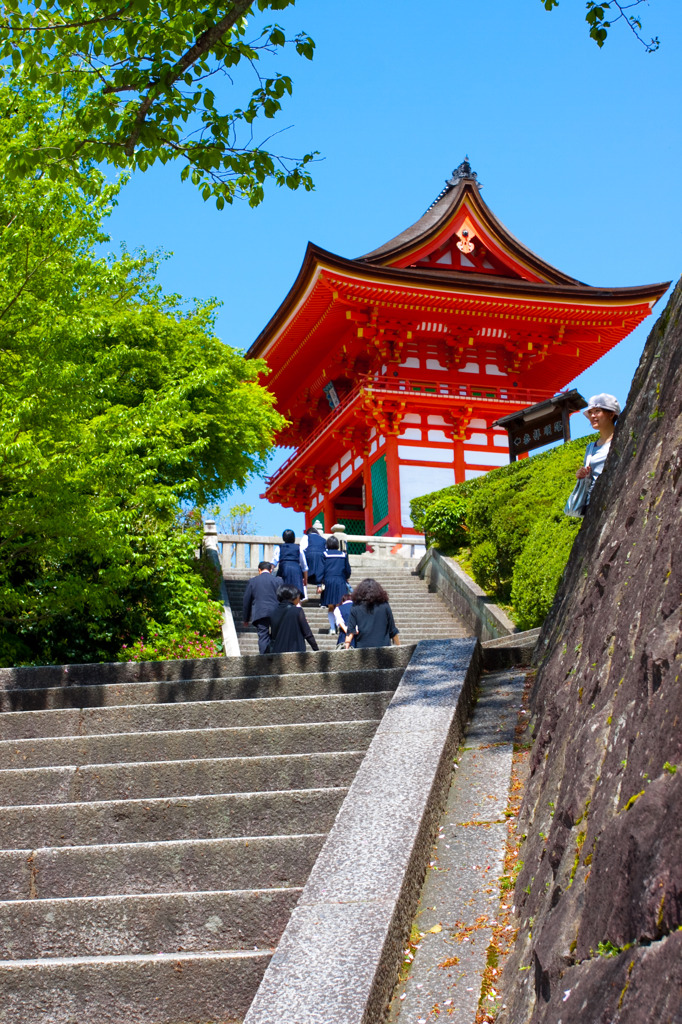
xmin=411 ymin=477 xmax=482 ymax=532
xmin=119 ymin=630 xmax=222 ymax=662
xmin=194 ymin=550 xmax=224 ymax=602
xmin=511 ymin=513 xmax=582 ymax=629
xmin=421 ymin=495 xmax=468 ymax=552
xmin=470 ymin=539 xmax=503 ymax=593
xmin=410 ymin=434 xmax=596 ymax=623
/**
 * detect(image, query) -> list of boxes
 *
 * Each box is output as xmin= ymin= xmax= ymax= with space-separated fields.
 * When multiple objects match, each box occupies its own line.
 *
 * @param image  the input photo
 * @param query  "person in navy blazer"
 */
xmin=242 ymin=561 xmax=282 ymax=654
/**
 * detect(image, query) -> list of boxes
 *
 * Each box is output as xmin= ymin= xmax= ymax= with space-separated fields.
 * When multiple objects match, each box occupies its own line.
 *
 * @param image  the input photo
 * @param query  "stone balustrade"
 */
xmin=203 ymin=521 xmax=426 ymax=571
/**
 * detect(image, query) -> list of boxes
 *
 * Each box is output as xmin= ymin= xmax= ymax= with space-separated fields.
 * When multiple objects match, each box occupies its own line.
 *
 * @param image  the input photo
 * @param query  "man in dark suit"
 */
xmin=242 ymin=561 xmax=282 ymax=654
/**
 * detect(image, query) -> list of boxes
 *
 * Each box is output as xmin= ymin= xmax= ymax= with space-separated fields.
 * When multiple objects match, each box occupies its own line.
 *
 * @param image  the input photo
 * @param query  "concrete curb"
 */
xmin=244 ymin=637 xmax=481 ymax=1024
xmin=417 ymin=548 xmax=516 ymax=640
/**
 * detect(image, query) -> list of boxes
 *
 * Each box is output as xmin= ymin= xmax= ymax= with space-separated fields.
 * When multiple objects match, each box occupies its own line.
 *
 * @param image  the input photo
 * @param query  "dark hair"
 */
xmin=282 ymin=529 xmax=296 ymax=544
xmin=306 ymin=526 xmax=319 ymax=535
xmin=326 ymin=536 xmax=339 ymax=550
xmin=258 ymin=560 xmax=273 ymax=571
xmin=340 ymin=593 xmax=352 ymax=603
xmin=277 ymin=585 xmax=299 ymax=603
xmin=352 ymin=578 xmax=389 ymax=610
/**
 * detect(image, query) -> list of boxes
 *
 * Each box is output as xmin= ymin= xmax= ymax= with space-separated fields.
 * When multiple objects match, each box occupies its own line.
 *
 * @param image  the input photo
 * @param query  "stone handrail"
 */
xmin=202 ymin=522 xmax=241 ymax=657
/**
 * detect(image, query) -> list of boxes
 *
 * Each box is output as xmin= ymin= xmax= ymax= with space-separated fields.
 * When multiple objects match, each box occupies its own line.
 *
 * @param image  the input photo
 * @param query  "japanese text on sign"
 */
xmin=510 ymin=416 xmax=564 ymax=453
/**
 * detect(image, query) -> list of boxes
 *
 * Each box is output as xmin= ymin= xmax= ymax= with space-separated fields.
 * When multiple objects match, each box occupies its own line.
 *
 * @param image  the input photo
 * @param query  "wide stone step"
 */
xmin=0 ymin=948 xmax=270 ymax=1024
xmin=1 ymin=645 xmax=414 ymax=694
xmin=1 ymin=664 xmax=404 ymax=714
xmin=399 ymin=622 xmax=466 ymax=630
xmin=0 ymin=689 xmax=395 ymax=741
xmin=0 ymin=750 xmax=365 ymax=806
xmin=235 ymin=627 xmax=466 ymax=650
xmin=0 ymin=833 xmax=326 ymax=900
xmin=0 ymin=787 xmax=347 ymax=850
xmin=0 ymin=718 xmax=381 ymax=769
xmin=0 ymin=640 xmax=417 ymax=1024
xmin=236 ymin=637 xmax=348 ymax=650
xmin=0 ymin=887 xmax=300 ymax=959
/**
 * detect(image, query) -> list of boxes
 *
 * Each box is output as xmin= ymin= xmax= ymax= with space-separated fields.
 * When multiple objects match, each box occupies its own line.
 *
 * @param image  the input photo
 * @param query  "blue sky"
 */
xmin=104 ymin=0 xmax=682 ymax=535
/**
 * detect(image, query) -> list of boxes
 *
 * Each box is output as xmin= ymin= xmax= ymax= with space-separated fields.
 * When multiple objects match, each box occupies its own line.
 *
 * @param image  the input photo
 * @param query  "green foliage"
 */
xmin=421 ymin=495 xmax=468 ymax=553
xmin=595 ymin=940 xmax=625 ymax=958
xmin=540 ymin=0 xmax=659 ymax=52
xmin=410 ymin=436 xmax=595 ymax=627
xmin=510 ymin=514 xmax=582 ymax=629
xmin=470 ymin=540 xmax=503 ymax=594
xmin=0 ymin=2 xmax=316 ymax=207
xmin=119 ymin=630 xmax=222 ymax=662
xmin=0 ymin=101 xmax=285 ymax=664
xmin=411 ymin=477 xmax=481 ymax=532
xmin=224 ymin=502 xmax=258 ymax=535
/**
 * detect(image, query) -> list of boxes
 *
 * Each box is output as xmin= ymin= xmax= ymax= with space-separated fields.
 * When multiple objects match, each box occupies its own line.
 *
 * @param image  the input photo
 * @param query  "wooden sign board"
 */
xmin=494 ymin=389 xmax=586 ymax=462
xmin=507 ymin=411 xmax=567 ymax=457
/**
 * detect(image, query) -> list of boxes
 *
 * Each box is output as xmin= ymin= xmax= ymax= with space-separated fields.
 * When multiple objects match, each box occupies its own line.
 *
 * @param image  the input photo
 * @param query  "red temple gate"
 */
xmin=247 ymin=161 xmax=667 ymax=536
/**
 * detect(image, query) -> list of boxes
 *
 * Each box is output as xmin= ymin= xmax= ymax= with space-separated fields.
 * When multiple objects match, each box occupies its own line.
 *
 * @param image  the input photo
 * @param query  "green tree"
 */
xmin=224 ymin=503 xmax=258 ymax=535
xmin=0 ymin=91 xmax=285 ymax=665
xmin=0 ymin=1 xmax=316 ymax=207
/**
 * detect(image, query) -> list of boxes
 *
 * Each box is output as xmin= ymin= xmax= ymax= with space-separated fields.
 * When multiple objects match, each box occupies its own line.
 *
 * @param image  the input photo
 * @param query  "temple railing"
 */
xmin=203 ymin=521 xmax=426 ymax=572
xmin=266 ymin=375 xmax=560 ymax=492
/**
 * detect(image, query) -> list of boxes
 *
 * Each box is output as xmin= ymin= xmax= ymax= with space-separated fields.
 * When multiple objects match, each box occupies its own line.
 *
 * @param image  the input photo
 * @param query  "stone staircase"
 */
xmin=226 ymin=561 xmax=469 ymax=654
xmin=0 ymin=646 xmax=413 ymax=1023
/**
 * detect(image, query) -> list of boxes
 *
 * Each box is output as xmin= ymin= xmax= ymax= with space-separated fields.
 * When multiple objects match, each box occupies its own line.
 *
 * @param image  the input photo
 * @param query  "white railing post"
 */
xmin=203 ymin=520 xmax=240 ymax=657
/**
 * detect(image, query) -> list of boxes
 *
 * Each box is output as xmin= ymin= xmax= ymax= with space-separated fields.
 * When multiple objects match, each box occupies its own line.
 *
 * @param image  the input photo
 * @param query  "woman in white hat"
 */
xmin=575 ymin=393 xmax=621 ymax=508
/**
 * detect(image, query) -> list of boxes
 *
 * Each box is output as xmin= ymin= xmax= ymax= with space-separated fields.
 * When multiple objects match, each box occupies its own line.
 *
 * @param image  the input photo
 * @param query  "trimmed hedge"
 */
xmin=511 ymin=513 xmax=583 ymax=629
xmin=410 ymin=436 xmax=594 ymax=627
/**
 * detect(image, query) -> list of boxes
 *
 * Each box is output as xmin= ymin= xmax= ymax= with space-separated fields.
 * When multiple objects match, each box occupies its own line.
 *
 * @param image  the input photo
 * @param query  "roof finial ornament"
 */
xmin=447 ymin=157 xmax=478 ymax=187
xmin=424 ymin=157 xmax=481 ymax=213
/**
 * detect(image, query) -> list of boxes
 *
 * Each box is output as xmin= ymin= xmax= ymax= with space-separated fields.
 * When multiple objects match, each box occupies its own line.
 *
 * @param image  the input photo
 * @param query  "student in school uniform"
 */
xmin=241 ymin=560 xmax=281 ymax=655
xmin=268 ymin=586 xmax=319 ymax=654
xmin=343 ymin=578 xmax=400 ymax=650
xmin=334 ymin=593 xmax=355 ymax=648
xmin=317 ymin=536 xmax=351 ymax=633
xmin=300 ymin=525 xmax=326 ymax=585
xmin=272 ymin=529 xmax=308 ymax=596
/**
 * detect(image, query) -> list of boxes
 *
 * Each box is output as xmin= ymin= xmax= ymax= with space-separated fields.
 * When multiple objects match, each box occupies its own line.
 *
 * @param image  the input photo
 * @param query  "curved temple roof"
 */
xmin=358 ymin=158 xmax=582 ymax=285
xmin=248 ymin=160 xmax=668 ymax=363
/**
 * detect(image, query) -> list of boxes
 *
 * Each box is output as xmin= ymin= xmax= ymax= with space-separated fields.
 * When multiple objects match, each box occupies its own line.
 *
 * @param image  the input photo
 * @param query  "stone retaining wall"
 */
xmin=498 ymin=278 xmax=682 ymax=1024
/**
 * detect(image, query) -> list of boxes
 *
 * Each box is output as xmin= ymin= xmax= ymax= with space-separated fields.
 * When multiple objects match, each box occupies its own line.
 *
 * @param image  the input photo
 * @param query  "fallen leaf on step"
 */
xmin=428 ymin=924 xmax=442 ymax=933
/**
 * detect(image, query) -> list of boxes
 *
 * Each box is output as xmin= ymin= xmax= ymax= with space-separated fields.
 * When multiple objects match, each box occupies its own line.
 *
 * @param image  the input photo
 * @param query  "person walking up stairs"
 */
xmin=226 ymin=564 xmax=468 ymax=655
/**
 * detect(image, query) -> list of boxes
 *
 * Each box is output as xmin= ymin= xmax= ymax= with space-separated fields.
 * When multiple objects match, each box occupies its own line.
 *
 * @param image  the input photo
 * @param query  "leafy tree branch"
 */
xmin=541 ymin=0 xmax=659 ymax=52
xmin=0 ymin=1 xmax=317 ymax=206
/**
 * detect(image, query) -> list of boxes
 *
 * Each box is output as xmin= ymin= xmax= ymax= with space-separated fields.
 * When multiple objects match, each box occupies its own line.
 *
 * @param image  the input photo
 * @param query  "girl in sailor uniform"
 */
xmin=317 ymin=536 xmax=351 ymax=632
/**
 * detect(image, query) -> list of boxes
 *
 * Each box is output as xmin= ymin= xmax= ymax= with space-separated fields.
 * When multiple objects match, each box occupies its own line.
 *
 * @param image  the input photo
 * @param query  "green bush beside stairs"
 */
xmin=411 ymin=435 xmax=595 ymax=628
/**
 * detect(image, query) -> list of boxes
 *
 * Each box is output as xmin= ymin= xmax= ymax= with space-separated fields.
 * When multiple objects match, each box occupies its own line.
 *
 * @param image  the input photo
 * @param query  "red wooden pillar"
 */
xmin=322 ymin=496 xmax=335 ymax=530
xmin=453 ymin=439 xmax=466 ymax=484
xmin=385 ymin=435 xmax=401 ymax=536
